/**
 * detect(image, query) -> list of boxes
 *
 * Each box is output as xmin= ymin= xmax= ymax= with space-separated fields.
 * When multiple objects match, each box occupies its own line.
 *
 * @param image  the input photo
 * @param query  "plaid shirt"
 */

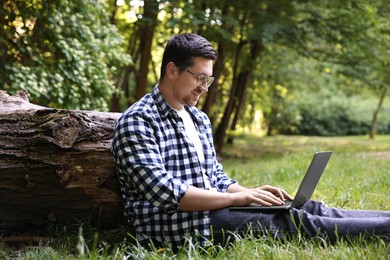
xmin=112 ymin=86 xmax=236 ymax=248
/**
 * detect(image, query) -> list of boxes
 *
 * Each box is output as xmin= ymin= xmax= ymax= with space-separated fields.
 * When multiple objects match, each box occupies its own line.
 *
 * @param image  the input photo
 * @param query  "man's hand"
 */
xmin=229 ymin=184 xmax=294 ymax=207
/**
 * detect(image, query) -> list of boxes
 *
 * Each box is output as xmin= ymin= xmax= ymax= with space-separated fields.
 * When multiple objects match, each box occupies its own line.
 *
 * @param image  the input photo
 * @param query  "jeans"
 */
xmin=210 ymin=200 xmax=390 ymax=245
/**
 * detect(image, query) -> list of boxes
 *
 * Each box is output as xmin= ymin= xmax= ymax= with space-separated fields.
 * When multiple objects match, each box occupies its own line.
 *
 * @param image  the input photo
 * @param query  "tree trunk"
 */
xmin=0 ymin=90 xmax=125 ymax=233
xmin=110 ymin=23 xmax=140 ymax=111
xmin=202 ymin=2 xmax=230 ymax=120
xmin=226 ymin=71 xmax=248 ymax=145
xmin=202 ymin=42 xmax=225 ymax=125
xmin=214 ymin=38 xmax=246 ymax=153
xmin=369 ymin=87 xmax=387 ymax=139
xmin=215 ymin=39 xmax=262 ymax=152
xmin=135 ymin=0 xmax=159 ymax=100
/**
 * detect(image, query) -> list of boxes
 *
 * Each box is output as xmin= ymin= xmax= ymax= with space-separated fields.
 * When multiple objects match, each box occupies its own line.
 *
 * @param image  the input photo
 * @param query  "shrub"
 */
xmin=0 ymin=0 xmax=131 ymax=110
xmin=292 ymin=92 xmax=390 ymax=136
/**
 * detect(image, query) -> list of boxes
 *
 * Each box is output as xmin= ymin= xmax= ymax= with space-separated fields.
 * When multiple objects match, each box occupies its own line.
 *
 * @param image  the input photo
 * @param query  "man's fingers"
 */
xmin=282 ymin=190 xmax=294 ymax=201
xmin=260 ymin=185 xmax=294 ymax=201
xmin=234 ymin=188 xmax=289 ymax=207
xmin=252 ymin=189 xmax=284 ymax=205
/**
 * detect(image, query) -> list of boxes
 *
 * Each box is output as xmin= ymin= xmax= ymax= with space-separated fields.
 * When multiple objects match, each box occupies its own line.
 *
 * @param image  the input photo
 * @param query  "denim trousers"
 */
xmin=210 ymin=200 xmax=390 ymax=245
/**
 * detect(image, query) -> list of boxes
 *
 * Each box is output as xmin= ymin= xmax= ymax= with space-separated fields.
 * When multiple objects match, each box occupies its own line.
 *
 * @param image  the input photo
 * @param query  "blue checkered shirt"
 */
xmin=112 ymin=86 xmax=236 ymax=248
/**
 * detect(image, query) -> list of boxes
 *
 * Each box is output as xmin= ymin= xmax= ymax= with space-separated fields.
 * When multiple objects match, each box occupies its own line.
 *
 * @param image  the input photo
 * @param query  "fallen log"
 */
xmin=0 ymin=90 xmax=125 ymax=233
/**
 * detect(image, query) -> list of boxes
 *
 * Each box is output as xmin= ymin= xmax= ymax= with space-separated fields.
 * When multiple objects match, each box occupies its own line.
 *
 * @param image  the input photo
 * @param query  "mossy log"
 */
xmin=0 ymin=90 xmax=125 ymax=233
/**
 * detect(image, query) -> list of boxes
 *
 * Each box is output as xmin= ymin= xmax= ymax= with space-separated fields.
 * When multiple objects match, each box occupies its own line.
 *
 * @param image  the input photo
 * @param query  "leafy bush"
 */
xmin=0 ymin=0 xmax=131 ymax=111
xmin=293 ymin=91 xmax=390 ymax=136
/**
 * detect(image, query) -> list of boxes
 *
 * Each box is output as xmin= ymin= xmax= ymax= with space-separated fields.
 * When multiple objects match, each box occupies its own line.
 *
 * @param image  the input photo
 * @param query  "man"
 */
xmin=112 ymin=33 xmax=389 ymax=249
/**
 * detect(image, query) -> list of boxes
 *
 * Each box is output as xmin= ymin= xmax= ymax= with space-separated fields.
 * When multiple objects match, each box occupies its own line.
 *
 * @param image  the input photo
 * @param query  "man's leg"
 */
xmin=291 ymin=200 xmax=390 ymax=241
xmin=210 ymin=201 xmax=390 ymax=245
xmin=210 ymin=207 xmax=297 ymax=245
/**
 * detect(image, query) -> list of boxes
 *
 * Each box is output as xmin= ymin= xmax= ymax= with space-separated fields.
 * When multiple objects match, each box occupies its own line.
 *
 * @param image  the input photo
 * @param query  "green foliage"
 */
xmin=247 ymin=38 xmax=390 ymax=137
xmin=0 ymin=243 xmax=11 ymax=259
xmin=0 ymin=0 xmax=131 ymax=110
xmin=240 ymin=0 xmax=390 ymax=138
xmin=295 ymin=91 xmax=390 ymax=136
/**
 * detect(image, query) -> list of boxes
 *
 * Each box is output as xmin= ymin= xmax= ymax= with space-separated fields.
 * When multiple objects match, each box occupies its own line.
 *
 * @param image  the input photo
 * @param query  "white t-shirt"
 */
xmin=175 ymin=108 xmax=214 ymax=190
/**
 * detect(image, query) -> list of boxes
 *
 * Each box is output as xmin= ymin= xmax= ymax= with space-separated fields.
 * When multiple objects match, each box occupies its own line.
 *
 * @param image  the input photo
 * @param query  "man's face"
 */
xmin=172 ymin=57 xmax=213 ymax=109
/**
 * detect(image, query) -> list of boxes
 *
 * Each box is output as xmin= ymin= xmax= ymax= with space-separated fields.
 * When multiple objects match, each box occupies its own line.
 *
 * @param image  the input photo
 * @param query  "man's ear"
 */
xmin=166 ymin=62 xmax=178 ymax=80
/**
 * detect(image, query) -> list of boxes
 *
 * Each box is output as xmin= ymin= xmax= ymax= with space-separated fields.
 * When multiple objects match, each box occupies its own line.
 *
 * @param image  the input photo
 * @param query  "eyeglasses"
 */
xmin=186 ymin=69 xmax=214 ymax=88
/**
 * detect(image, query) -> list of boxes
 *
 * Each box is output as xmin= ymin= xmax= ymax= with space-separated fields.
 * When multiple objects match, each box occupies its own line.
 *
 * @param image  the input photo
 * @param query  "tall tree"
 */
xmin=108 ymin=0 xmax=159 ymax=110
xmin=201 ymin=1 xmax=230 ymax=118
xmin=135 ymin=0 xmax=159 ymax=100
xmin=365 ymin=1 xmax=389 ymax=138
xmin=213 ymin=0 xmax=296 ymax=151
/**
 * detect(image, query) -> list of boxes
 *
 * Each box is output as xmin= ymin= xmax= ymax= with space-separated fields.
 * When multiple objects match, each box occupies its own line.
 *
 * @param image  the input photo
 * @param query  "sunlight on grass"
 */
xmin=223 ymin=135 xmax=390 ymax=211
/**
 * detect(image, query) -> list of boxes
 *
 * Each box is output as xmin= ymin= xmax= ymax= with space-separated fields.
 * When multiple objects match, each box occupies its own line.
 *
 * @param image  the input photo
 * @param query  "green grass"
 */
xmin=222 ymin=135 xmax=390 ymax=211
xmin=1 ymin=135 xmax=389 ymax=259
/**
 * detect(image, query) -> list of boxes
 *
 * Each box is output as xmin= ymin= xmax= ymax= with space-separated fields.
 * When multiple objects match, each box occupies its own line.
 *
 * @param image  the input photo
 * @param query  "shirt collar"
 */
xmin=152 ymin=85 xmax=203 ymax=125
xmin=152 ymin=85 xmax=173 ymax=118
xmin=186 ymin=105 xmax=204 ymax=125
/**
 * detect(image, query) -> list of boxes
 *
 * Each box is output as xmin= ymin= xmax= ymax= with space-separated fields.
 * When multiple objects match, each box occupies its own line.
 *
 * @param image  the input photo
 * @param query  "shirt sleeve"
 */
xmin=196 ymin=109 xmax=237 ymax=192
xmin=212 ymin=158 xmax=237 ymax=192
xmin=112 ymin=112 xmax=189 ymax=211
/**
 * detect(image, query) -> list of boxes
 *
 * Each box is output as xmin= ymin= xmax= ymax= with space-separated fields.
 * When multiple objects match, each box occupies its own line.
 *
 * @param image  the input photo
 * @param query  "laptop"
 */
xmin=230 ymin=151 xmax=332 ymax=210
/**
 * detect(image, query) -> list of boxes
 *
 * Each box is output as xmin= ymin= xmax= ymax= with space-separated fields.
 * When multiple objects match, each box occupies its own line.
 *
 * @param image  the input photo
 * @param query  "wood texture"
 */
xmin=0 ymin=90 xmax=125 ymax=232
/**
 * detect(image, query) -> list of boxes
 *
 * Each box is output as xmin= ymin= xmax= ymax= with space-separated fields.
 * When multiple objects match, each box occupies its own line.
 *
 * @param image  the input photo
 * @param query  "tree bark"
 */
xmin=202 ymin=2 xmax=230 ymax=120
xmin=0 ymin=90 xmax=125 ymax=233
xmin=227 ymin=41 xmax=261 ymax=145
xmin=369 ymin=87 xmax=387 ymax=139
xmin=202 ymin=42 xmax=225 ymax=119
xmin=214 ymin=39 xmax=246 ymax=153
xmin=135 ymin=0 xmax=159 ymax=100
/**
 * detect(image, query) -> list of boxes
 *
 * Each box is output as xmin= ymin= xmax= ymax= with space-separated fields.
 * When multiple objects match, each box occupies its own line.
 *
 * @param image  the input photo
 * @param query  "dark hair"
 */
xmin=160 ymin=33 xmax=218 ymax=80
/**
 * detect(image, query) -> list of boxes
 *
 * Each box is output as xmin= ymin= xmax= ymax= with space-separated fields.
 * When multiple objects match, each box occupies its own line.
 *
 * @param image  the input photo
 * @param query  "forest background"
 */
xmin=1 ymin=0 xmax=389 ymax=152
